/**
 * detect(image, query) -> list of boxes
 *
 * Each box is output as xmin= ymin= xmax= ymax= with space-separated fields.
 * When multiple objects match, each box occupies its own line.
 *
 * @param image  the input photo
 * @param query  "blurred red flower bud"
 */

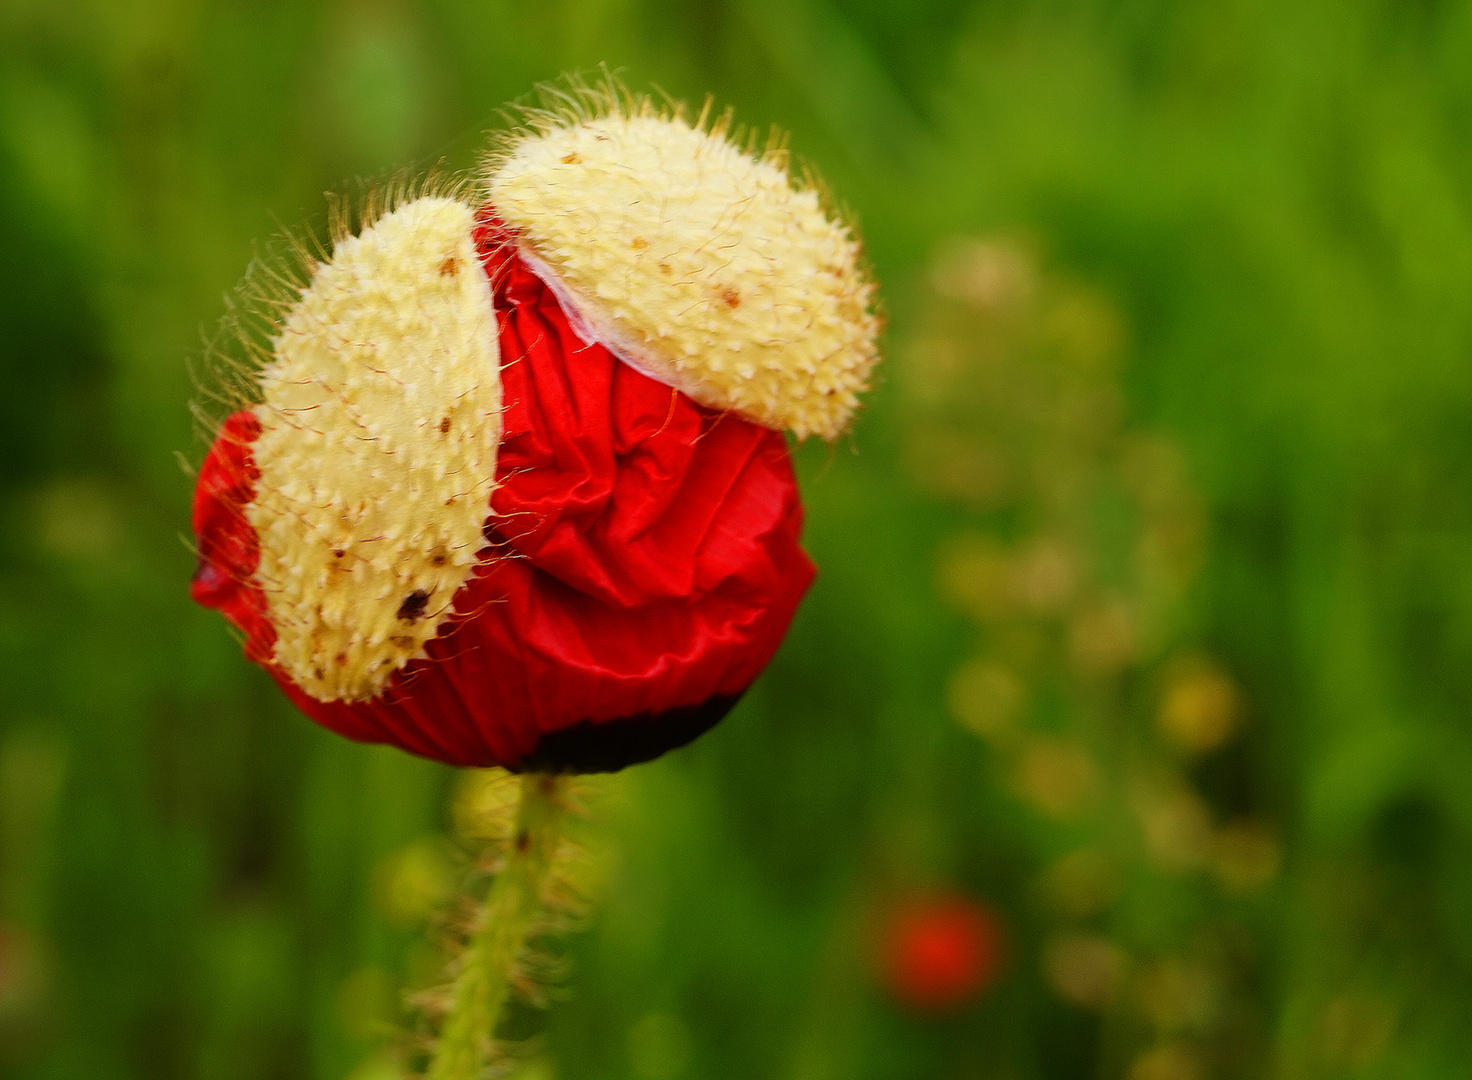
xmin=881 ymin=894 xmax=1004 ymax=1012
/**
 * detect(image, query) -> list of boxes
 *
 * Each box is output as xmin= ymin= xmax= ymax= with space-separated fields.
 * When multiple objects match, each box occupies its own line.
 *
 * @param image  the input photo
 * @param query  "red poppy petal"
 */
xmin=190 ymin=409 xmax=275 ymax=665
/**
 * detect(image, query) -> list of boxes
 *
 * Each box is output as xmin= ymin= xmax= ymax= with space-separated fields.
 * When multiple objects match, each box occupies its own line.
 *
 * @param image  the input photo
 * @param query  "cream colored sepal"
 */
xmin=488 ymin=108 xmax=880 ymax=441
xmin=248 ymin=196 xmax=502 ymax=702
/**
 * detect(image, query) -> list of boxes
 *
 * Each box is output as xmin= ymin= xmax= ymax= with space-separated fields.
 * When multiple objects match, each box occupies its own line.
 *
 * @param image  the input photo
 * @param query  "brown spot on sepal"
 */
xmin=561 ymin=152 xmax=582 ymax=164
xmin=720 ymin=287 xmax=741 ymax=309
xmin=438 ymin=256 xmax=459 ymax=277
xmin=631 ymin=236 xmax=649 ymax=251
xmin=397 ymin=589 xmax=430 ymax=622
xmin=439 ymin=416 xmax=452 ymax=434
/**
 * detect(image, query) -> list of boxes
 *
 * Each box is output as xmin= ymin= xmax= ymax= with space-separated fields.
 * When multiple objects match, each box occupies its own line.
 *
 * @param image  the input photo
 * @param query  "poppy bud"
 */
xmin=190 ymin=93 xmax=880 ymax=772
xmin=881 ymin=894 xmax=1004 ymax=1012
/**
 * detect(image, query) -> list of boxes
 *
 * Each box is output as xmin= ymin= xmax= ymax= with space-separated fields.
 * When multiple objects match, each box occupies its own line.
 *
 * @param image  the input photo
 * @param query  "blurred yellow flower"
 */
xmin=1135 ymin=956 xmax=1219 ymax=1034
xmin=947 ymin=660 xmax=1026 ymax=745
xmin=373 ymin=838 xmax=454 ymax=925
xmin=1016 ymin=736 xmax=1100 ymax=820
xmin=1317 ymin=993 xmax=1394 ymax=1070
xmin=1040 ymin=847 xmax=1119 ymax=919
xmin=1042 ymin=933 xmax=1126 ymax=1010
xmin=928 ymin=237 xmax=1037 ymax=312
xmin=1011 ymin=535 xmax=1078 ymax=617
xmin=1069 ymin=596 xmax=1137 ymax=676
xmin=1136 ymin=784 xmax=1213 ymax=873
xmin=1128 ymin=1042 xmax=1202 ymax=1080
xmin=936 ymin=534 xmax=1014 ymax=622
xmin=1157 ymin=656 xmax=1240 ymax=755
xmin=1212 ymin=819 xmax=1281 ymax=895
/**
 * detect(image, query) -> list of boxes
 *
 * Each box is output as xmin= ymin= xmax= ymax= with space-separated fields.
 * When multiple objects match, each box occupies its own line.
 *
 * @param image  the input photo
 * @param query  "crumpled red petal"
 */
xmin=190 ymin=210 xmax=815 ymax=771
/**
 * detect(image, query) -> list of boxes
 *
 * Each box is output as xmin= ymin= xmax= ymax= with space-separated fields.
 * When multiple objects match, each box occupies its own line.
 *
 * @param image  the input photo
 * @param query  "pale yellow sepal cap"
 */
xmin=486 ymin=104 xmax=880 ymax=441
xmin=248 ymin=196 xmax=502 ymax=702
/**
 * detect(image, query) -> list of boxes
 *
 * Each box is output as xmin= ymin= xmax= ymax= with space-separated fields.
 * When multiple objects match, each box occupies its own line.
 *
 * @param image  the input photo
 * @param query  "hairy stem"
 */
xmin=426 ymin=772 xmax=566 ymax=1080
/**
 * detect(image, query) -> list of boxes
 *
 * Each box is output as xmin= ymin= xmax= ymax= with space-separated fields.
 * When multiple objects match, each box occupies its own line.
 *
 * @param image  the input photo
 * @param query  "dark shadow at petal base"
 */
xmin=512 ymin=692 xmax=744 ymax=774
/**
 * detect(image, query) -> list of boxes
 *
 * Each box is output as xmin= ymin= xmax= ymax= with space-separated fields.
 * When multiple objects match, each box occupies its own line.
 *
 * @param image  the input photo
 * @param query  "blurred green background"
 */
xmin=6 ymin=0 xmax=1472 ymax=1077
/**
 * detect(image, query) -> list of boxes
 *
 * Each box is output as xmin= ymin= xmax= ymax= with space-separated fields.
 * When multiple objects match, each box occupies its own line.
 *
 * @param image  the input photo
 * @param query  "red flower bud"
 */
xmin=881 ymin=894 xmax=1004 ymax=1012
xmin=189 ymin=99 xmax=878 ymax=773
xmin=194 ymin=218 xmax=814 ymax=770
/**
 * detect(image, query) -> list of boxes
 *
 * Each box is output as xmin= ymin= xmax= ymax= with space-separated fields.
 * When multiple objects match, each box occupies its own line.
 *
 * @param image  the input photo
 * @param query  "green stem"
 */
xmin=426 ymin=772 xmax=566 ymax=1080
